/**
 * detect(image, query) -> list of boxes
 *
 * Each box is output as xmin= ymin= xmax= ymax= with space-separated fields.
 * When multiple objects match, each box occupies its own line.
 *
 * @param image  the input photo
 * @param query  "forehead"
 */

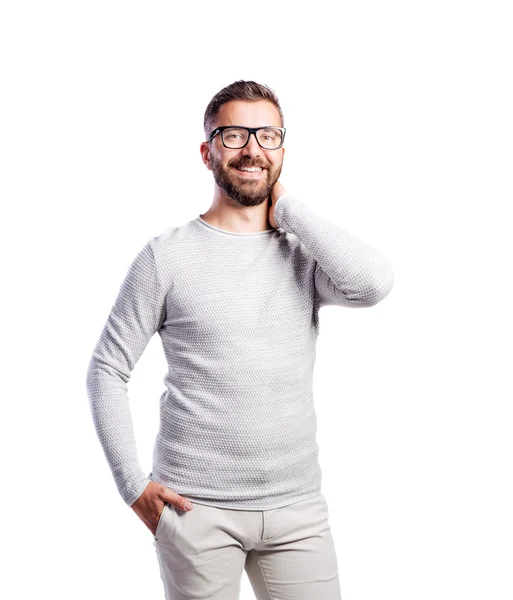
xmin=215 ymin=100 xmax=281 ymax=128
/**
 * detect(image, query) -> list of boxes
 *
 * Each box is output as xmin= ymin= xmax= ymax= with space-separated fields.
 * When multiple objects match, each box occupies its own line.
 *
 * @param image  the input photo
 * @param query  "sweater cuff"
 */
xmin=273 ymin=194 xmax=296 ymax=229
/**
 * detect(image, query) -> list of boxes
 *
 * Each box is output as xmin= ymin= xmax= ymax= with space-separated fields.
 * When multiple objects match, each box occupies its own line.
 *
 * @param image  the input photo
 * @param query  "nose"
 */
xmin=241 ymin=131 xmax=262 ymax=156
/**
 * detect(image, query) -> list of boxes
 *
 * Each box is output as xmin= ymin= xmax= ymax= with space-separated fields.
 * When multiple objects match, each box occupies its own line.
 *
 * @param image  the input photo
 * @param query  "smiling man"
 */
xmin=86 ymin=80 xmax=394 ymax=600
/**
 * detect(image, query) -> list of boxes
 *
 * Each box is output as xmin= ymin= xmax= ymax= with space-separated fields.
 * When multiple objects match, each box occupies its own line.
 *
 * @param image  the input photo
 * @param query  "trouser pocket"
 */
xmin=154 ymin=503 xmax=168 ymax=540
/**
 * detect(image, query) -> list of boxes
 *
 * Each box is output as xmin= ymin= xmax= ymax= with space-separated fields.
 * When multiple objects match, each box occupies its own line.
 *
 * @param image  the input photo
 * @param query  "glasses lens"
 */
xmin=256 ymin=127 xmax=283 ymax=149
xmin=222 ymin=127 xmax=249 ymax=148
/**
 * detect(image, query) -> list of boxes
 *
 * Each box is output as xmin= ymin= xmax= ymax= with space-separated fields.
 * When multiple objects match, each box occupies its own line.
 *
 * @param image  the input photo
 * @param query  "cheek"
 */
xmin=268 ymin=161 xmax=280 ymax=175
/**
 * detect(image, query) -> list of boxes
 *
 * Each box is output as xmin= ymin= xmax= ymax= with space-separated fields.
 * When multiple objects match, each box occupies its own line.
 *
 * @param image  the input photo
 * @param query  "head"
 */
xmin=200 ymin=80 xmax=286 ymax=208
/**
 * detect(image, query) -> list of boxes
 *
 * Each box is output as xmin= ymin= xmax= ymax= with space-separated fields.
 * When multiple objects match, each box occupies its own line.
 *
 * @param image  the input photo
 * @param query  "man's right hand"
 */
xmin=130 ymin=481 xmax=193 ymax=536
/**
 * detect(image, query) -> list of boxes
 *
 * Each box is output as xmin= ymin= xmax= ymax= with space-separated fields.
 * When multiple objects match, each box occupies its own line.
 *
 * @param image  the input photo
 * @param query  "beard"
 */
xmin=210 ymin=152 xmax=282 ymax=207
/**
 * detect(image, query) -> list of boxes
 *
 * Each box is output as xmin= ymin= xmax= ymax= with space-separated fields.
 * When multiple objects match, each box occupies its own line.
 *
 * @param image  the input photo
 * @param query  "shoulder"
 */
xmin=149 ymin=218 xmax=199 ymax=252
xmin=144 ymin=219 xmax=200 ymax=284
xmin=276 ymin=229 xmax=314 ymax=266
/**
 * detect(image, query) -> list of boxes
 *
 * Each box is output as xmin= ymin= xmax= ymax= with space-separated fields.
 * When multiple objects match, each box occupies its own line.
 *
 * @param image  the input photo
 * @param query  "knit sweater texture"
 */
xmin=86 ymin=194 xmax=394 ymax=510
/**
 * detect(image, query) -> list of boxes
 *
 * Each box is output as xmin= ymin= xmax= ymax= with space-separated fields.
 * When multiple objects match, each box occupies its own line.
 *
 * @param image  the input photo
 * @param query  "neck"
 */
xmin=200 ymin=191 xmax=271 ymax=234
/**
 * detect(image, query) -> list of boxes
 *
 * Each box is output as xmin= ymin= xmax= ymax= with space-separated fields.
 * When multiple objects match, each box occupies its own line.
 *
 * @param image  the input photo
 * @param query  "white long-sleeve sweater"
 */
xmin=86 ymin=194 xmax=394 ymax=510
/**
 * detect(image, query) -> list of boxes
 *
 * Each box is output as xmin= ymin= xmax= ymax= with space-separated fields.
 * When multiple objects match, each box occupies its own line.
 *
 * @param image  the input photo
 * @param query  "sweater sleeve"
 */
xmin=273 ymin=194 xmax=394 ymax=308
xmin=85 ymin=238 xmax=167 ymax=506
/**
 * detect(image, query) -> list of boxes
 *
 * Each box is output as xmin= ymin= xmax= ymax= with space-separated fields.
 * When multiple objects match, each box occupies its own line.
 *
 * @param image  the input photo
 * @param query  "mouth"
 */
xmin=233 ymin=166 xmax=266 ymax=178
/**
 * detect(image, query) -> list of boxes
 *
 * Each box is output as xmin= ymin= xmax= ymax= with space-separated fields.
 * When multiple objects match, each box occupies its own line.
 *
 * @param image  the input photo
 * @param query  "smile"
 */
xmin=234 ymin=166 xmax=265 ymax=177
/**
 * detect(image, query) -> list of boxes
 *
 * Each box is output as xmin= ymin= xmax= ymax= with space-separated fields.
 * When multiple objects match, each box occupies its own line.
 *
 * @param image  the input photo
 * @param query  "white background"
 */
xmin=2 ymin=1 xmax=512 ymax=599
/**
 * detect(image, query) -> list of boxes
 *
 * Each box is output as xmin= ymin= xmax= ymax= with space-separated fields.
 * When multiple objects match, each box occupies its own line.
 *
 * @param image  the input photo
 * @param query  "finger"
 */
xmin=165 ymin=490 xmax=193 ymax=511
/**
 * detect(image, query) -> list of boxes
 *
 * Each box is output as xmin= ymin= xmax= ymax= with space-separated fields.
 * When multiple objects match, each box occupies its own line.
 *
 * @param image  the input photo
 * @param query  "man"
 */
xmin=86 ymin=80 xmax=394 ymax=599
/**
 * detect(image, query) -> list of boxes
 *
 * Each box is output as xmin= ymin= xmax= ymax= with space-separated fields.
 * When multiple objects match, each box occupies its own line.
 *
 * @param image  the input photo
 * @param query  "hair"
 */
xmin=203 ymin=80 xmax=285 ymax=140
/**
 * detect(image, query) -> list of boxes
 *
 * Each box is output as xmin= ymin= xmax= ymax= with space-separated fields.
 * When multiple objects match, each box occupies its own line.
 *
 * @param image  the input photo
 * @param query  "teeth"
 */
xmin=237 ymin=167 xmax=262 ymax=172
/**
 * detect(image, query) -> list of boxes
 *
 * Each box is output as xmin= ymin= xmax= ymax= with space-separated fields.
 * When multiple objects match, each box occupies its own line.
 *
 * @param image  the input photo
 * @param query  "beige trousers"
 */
xmin=153 ymin=492 xmax=342 ymax=600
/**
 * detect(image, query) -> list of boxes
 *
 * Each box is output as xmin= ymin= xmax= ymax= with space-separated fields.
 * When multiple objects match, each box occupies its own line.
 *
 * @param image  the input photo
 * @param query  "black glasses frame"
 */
xmin=207 ymin=126 xmax=286 ymax=150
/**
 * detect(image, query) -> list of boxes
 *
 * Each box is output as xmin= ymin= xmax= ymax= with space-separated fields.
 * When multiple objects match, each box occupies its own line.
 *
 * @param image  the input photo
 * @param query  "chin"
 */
xmin=229 ymin=191 xmax=267 ymax=207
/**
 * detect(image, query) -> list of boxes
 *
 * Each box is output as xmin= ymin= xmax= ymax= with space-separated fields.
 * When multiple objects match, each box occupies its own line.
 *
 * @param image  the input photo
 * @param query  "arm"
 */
xmin=85 ymin=238 xmax=167 ymax=506
xmin=272 ymin=191 xmax=394 ymax=308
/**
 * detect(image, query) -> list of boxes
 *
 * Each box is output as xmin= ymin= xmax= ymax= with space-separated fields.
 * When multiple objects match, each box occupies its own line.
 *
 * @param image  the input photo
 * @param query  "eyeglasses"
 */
xmin=207 ymin=126 xmax=286 ymax=150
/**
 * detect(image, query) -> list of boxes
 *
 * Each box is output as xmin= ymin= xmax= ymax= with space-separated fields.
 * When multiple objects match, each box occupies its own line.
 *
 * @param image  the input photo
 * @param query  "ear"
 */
xmin=200 ymin=142 xmax=211 ymax=170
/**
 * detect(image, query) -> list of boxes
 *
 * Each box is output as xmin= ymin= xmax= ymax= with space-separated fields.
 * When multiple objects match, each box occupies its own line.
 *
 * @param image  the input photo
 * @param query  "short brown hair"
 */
xmin=203 ymin=80 xmax=284 ymax=139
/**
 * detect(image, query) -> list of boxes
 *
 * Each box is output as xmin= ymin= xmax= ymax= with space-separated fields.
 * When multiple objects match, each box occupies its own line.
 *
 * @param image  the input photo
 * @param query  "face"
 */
xmin=201 ymin=100 xmax=285 ymax=207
